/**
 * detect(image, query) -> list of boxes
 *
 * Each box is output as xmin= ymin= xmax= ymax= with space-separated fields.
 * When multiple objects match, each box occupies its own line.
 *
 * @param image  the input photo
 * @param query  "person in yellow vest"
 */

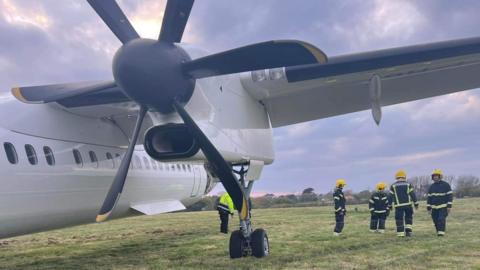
xmin=217 ymin=192 xmax=235 ymax=234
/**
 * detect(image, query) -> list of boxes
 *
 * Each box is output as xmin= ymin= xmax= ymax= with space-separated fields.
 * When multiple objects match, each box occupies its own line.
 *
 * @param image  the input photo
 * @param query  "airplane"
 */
xmin=2 ymin=0 xmax=480 ymax=259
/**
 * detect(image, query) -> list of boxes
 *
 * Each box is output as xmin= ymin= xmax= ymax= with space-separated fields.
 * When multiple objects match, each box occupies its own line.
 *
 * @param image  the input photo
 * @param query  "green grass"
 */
xmin=1 ymin=198 xmax=479 ymax=270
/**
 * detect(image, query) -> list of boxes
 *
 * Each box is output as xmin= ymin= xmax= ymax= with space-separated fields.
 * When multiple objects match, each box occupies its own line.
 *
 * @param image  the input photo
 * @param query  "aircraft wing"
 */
xmin=241 ymin=36 xmax=480 ymax=127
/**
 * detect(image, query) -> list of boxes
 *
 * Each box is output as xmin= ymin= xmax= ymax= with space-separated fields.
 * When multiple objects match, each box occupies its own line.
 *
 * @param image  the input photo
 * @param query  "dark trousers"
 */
xmin=334 ymin=212 xmax=345 ymax=233
xmin=431 ymin=208 xmax=448 ymax=235
xmin=395 ymin=206 xmax=413 ymax=235
xmin=219 ymin=211 xmax=230 ymax=234
xmin=370 ymin=213 xmax=387 ymax=231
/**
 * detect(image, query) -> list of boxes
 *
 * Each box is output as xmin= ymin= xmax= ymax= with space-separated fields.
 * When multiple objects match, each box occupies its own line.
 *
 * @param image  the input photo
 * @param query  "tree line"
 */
xmin=186 ymin=175 xmax=480 ymax=211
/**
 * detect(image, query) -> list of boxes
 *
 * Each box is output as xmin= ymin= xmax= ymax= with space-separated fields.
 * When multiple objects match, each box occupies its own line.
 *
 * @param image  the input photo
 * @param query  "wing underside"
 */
xmin=241 ymin=37 xmax=480 ymax=127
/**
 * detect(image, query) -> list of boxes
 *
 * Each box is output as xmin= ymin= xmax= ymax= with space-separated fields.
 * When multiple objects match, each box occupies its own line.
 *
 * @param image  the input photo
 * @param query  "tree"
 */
xmin=302 ymin=188 xmax=315 ymax=194
xmin=409 ymin=175 xmax=431 ymax=200
xmin=300 ymin=187 xmax=317 ymax=202
xmin=455 ymin=175 xmax=480 ymax=198
xmin=353 ymin=190 xmax=371 ymax=204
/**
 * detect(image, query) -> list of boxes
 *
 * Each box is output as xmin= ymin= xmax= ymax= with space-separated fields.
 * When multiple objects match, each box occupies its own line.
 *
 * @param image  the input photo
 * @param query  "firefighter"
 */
xmin=333 ymin=179 xmax=347 ymax=236
xmin=427 ymin=169 xmax=453 ymax=236
xmin=217 ymin=192 xmax=235 ymax=234
xmin=369 ymin=182 xmax=389 ymax=233
xmin=388 ymin=170 xmax=419 ymax=237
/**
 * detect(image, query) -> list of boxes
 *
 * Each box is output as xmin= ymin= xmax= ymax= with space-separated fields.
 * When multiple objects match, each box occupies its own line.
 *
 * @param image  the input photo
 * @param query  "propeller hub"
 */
xmin=112 ymin=38 xmax=194 ymax=113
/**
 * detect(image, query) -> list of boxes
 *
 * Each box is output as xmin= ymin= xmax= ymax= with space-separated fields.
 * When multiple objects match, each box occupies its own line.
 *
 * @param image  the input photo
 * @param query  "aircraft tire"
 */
xmin=251 ymin=228 xmax=269 ymax=258
xmin=229 ymin=230 xmax=246 ymax=259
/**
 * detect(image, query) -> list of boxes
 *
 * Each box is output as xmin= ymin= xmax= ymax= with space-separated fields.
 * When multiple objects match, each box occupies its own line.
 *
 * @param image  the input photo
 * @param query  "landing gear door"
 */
xmin=245 ymin=160 xmax=264 ymax=181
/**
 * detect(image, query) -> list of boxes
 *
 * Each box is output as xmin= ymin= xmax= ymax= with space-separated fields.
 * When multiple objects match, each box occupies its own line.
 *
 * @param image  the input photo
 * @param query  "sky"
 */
xmin=1 ymin=0 xmax=480 ymax=195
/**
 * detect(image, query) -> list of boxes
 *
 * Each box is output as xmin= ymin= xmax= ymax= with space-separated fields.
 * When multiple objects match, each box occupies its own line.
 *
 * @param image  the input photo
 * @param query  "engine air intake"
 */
xmin=144 ymin=123 xmax=199 ymax=160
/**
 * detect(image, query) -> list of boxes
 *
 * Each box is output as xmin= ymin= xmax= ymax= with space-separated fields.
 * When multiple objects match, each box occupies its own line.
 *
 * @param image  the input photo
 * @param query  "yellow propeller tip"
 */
xmin=95 ymin=213 xmax=109 ymax=223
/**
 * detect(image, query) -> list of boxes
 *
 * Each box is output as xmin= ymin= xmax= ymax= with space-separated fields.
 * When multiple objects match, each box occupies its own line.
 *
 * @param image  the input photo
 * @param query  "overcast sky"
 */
xmin=1 ymin=0 xmax=480 ymax=195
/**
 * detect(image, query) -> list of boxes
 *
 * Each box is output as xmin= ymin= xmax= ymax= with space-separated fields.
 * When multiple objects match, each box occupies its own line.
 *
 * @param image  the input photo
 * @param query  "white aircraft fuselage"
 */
xmin=0 ymin=45 xmax=276 ymax=238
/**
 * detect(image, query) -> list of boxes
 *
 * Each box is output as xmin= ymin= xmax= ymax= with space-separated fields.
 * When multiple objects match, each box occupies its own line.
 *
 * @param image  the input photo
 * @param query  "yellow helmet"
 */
xmin=395 ymin=170 xmax=406 ymax=179
xmin=335 ymin=179 xmax=346 ymax=188
xmin=376 ymin=182 xmax=386 ymax=191
xmin=431 ymin=169 xmax=443 ymax=177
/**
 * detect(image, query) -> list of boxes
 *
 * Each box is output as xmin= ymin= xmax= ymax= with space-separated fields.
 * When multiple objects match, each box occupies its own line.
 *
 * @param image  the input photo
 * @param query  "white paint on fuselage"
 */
xmin=0 ymin=127 xmax=209 ymax=238
xmin=0 ymin=43 xmax=276 ymax=239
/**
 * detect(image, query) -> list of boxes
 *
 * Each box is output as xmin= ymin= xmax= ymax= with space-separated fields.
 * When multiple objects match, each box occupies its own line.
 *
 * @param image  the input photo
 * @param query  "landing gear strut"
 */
xmin=228 ymin=165 xmax=269 ymax=259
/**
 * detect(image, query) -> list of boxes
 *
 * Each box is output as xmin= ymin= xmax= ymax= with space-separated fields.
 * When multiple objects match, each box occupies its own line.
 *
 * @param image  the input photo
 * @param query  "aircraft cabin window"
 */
xmin=4 ymin=142 xmax=18 ymax=164
xmin=72 ymin=149 xmax=83 ymax=167
xmin=89 ymin=151 xmax=98 ymax=168
xmin=166 ymin=163 xmax=170 ymax=171
xmin=187 ymin=164 xmax=192 ymax=172
xmin=177 ymin=164 xmax=181 ymax=171
xmin=106 ymin=152 xmax=115 ymax=168
xmin=159 ymin=163 xmax=163 ymax=171
xmin=134 ymin=155 xmax=142 ymax=169
xmin=25 ymin=144 xmax=38 ymax=165
xmin=43 ymin=146 xmax=55 ymax=166
xmin=143 ymin=157 xmax=150 ymax=170
xmin=150 ymin=159 xmax=157 ymax=170
xmin=182 ymin=164 xmax=186 ymax=171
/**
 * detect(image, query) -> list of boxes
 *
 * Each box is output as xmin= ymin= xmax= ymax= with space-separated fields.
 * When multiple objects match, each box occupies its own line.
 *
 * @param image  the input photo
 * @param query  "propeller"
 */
xmin=172 ymin=101 xmax=249 ymax=219
xmin=86 ymin=0 xmax=139 ymax=44
xmin=96 ymin=106 xmax=147 ymax=222
xmin=84 ymin=0 xmax=326 ymax=222
xmin=159 ymin=0 xmax=194 ymax=42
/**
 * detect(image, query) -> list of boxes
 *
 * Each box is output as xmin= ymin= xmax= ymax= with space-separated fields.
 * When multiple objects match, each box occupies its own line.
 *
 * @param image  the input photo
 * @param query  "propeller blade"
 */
xmin=87 ymin=0 xmax=140 ymax=44
xmin=182 ymin=40 xmax=327 ymax=79
xmin=158 ymin=0 xmax=194 ymax=43
xmin=11 ymin=81 xmax=118 ymax=104
xmin=172 ymin=101 xmax=249 ymax=220
xmin=96 ymin=106 xmax=147 ymax=222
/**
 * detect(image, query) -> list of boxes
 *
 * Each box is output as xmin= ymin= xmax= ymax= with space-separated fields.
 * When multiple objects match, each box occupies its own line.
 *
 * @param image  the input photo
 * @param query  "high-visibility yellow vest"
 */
xmin=218 ymin=192 xmax=235 ymax=214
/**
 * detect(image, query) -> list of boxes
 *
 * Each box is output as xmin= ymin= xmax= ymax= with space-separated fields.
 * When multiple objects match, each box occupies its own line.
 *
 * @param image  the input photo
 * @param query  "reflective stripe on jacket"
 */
xmin=217 ymin=192 xmax=235 ymax=214
xmin=427 ymin=181 xmax=453 ymax=210
xmin=369 ymin=191 xmax=389 ymax=213
xmin=388 ymin=180 xmax=418 ymax=208
xmin=333 ymin=188 xmax=346 ymax=212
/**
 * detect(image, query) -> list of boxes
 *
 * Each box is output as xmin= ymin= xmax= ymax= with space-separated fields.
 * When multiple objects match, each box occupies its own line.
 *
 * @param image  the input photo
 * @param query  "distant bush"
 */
xmin=186 ymin=175 xmax=480 ymax=211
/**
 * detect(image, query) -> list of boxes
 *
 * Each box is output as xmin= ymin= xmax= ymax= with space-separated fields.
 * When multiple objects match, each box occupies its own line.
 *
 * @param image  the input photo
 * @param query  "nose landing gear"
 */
xmin=228 ymin=165 xmax=269 ymax=259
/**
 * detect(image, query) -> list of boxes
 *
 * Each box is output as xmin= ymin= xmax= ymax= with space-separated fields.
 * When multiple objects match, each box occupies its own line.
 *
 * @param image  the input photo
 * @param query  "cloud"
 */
xmin=285 ymin=122 xmax=315 ymax=138
xmin=404 ymin=92 xmax=480 ymax=123
xmin=276 ymin=147 xmax=307 ymax=159
xmin=0 ymin=0 xmax=51 ymax=30
xmin=356 ymin=148 xmax=463 ymax=167
xmin=331 ymin=0 xmax=427 ymax=51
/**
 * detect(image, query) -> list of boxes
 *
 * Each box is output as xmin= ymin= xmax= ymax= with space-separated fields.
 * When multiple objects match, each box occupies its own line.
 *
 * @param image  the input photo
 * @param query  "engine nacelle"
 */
xmin=143 ymin=123 xmax=200 ymax=161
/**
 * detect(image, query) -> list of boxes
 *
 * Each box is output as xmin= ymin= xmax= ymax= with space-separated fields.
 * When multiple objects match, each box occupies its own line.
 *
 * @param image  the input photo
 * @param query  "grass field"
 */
xmin=1 ymin=198 xmax=479 ymax=270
